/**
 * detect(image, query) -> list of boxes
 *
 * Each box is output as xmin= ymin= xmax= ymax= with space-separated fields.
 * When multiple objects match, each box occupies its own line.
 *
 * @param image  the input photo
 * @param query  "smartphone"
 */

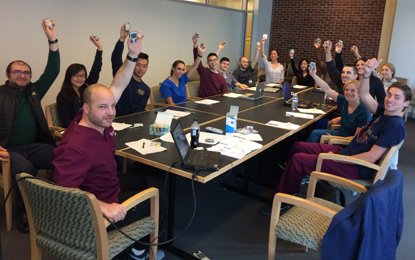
xmin=310 ymin=62 xmax=316 ymax=70
xmin=45 ymin=19 xmax=53 ymax=29
xmin=129 ymin=32 xmax=138 ymax=43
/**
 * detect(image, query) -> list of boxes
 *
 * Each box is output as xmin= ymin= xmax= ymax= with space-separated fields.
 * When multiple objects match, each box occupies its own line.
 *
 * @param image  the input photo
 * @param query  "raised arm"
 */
xmin=215 ymin=41 xmax=226 ymax=57
xmin=261 ymin=37 xmax=266 ymax=59
xmin=289 ymin=50 xmax=298 ymax=75
xmin=110 ymin=32 xmax=143 ymax=103
xmin=334 ymin=42 xmax=344 ymax=73
xmin=351 ymin=46 xmax=361 ymax=60
xmin=325 ymin=40 xmax=333 ymax=62
xmin=359 ymin=58 xmax=383 ymax=113
xmin=42 ymin=18 xmax=58 ymax=52
xmin=192 ymin=33 xmax=204 ymax=73
xmin=251 ymin=42 xmax=261 ymax=69
xmin=309 ymin=65 xmax=339 ymax=101
xmin=187 ymin=43 xmax=206 ymax=78
xmin=85 ymin=35 xmax=103 ymax=86
xmin=111 ymin=24 xmax=130 ymax=77
xmin=314 ymin=38 xmax=326 ymax=72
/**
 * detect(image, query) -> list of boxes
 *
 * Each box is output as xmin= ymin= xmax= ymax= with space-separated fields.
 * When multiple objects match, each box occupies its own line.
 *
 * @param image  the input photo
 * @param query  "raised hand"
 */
xmin=192 ymin=33 xmax=199 ymax=47
xmin=364 ymin=58 xmax=383 ymax=76
xmin=90 ymin=35 xmax=103 ymax=51
xmin=198 ymin=43 xmax=206 ymax=56
xmin=256 ymin=41 xmax=261 ymax=51
xmin=261 ymin=37 xmax=265 ymax=45
xmin=308 ymin=63 xmax=317 ymax=76
xmin=289 ymin=50 xmax=294 ymax=58
xmin=127 ymin=31 xmax=143 ymax=57
xmin=218 ymin=41 xmax=226 ymax=50
xmin=314 ymin=38 xmax=321 ymax=49
xmin=324 ymin=40 xmax=332 ymax=52
xmin=335 ymin=42 xmax=343 ymax=53
xmin=120 ymin=23 xmax=130 ymax=42
xmin=42 ymin=18 xmax=57 ymax=41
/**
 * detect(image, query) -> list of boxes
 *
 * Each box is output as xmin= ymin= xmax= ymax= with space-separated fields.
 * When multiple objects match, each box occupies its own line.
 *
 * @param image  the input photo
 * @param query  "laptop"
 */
xmin=238 ymin=82 xmax=265 ymax=101
xmin=171 ymin=121 xmax=221 ymax=171
xmin=281 ymin=81 xmax=313 ymax=108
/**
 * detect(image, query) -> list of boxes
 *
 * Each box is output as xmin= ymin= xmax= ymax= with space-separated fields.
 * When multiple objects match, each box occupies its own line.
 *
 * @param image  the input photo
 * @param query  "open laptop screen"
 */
xmin=171 ymin=121 xmax=189 ymax=161
xmin=281 ymin=81 xmax=291 ymax=101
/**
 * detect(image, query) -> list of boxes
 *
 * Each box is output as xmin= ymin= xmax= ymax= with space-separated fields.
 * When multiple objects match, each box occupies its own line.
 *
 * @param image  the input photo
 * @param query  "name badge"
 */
xmin=249 ymin=79 xmax=253 ymax=84
xmin=138 ymin=89 xmax=145 ymax=95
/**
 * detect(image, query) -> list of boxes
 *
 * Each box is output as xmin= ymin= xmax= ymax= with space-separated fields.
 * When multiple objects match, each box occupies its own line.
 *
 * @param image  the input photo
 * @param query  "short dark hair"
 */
xmin=6 ymin=60 xmax=32 ymax=76
xmin=220 ymin=57 xmax=230 ymax=63
xmin=207 ymin=53 xmax=218 ymax=60
xmin=388 ymin=82 xmax=412 ymax=103
xmin=138 ymin=52 xmax=149 ymax=63
xmin=344 ymin=64 xmax=358 ymax=75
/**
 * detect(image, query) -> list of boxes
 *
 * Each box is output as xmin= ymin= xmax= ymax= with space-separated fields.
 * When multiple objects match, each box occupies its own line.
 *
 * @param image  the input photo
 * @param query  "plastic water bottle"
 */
xmin=291 ymin=93 xmax=298 ymax=111
xmin=190 ymin=118 xmax=200 ymax=148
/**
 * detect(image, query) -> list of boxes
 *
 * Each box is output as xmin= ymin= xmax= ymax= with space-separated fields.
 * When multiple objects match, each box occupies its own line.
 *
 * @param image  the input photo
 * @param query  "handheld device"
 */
xmin=316 ymin=38 xmax=321 ymax=43
xmin=222 ymin=41 xmax=226 ymax=46
xmin=263 ymin=34 xmax=268 ymax=40
xmin=125 ymin=23 xmax=131 ymax=31
xmin=290 ymin=49 xmax=294 ymax=54
xmin=129 ymin=31 xmax=138 ymax=43
xmin=91 ymin=35 xmax=99 ymax=41
xmin=195 ymin=33 xmax=199 ymax=38
xmin=351 ymin=46 xmax=357 ymax=52
xmin=193 ymin=251 xmax=210 ymax=260
xmin=257 ymin=41 xmax=260 ymax=47
xmin=323 ymin=41 xmax=329 ymax=48
xmin=45 ymin=19 xmax=53 ymax=29
xmin=206 ymin=127 xmax=223 ymax=134
xmin=337 ymin=40 xmax=343 ymax=47
xmin=200 ymin=43 xmax=205 ymax=50
xmin=310 ymin=62 xmax=316 ymax=71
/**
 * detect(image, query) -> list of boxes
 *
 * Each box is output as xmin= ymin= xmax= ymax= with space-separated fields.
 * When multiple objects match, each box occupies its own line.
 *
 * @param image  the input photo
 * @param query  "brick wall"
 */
xmin=269 ymin=0 xmax=386 ymax=70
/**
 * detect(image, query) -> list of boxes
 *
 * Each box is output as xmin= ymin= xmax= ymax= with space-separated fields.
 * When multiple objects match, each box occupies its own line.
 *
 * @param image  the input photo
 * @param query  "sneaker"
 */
xmin=258 ymin=204 xmax=288 ymax=216
xmin=301 ymin=175 xmax=310 ymax=185
xmin=128 ymin=249 xmax=165 ymax=260
xmin=277 ymin=161 xmax=287 ymax=170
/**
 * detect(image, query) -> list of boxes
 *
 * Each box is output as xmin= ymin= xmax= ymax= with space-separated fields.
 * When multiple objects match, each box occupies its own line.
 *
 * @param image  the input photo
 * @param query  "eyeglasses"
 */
xmin=11 ymin=70 xmax=31 ymax=77
xmin=72 ymin=74 xmax=86 ymax=79
xmin=208 ymin=59 xmax=218 ymax=62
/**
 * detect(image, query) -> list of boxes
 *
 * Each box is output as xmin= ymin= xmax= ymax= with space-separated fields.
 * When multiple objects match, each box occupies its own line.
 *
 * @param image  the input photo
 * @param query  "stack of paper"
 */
xmin=111 ymin=122 xmax=132 ymax=131
xmin=126 ymin=139 xmax=167 ymax=155
xmin=297 ymin=108 xmax=325 ymax=114
xmin=163 ymin=109 xmax=191 ymax=119
xmin=285 ymin=112 xmax=314 ymax=119
xmin=266 ymin=120 xmax=300 ymax=130
xmin=207 ymin=136 xmax=263 ymax=159
xmin=223 ymin=93 xmax=244 ymax=98
xmin=194 ymin=99 xmax=220 ymax=105
xmin=293 ymin=85 xmax=308 ymax=89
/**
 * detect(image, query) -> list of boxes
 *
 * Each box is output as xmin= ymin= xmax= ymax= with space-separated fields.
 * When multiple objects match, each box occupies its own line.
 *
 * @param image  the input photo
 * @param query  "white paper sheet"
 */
xmin=154 ymin=112 xmax=173 ymax=125
xmin=232 ymin=133 xmax=263 ymax=141
xmin=194 ymin=99 xmax=220 ymax=105
xmin=126 ymin=138 xmax=167 ymax=155
xmin=265 ymin=83 xmax=280 ymax=88
xmin=248 ymin=87 xmax=256 ymax=91
xmin=266 ymin=120 xmax=300 ymax=130
xmin=293 ymin=85 xmax=308 ymax=89
xmin=219 ymin=137 xmax=262 ymax=152
xmin=206 ymin=143 xmax=250 ymax=159
xmin=297 ymin=108 xmax=325 ymax=114
xmin=164 ymin=109 xmax=191 ymax=118
xmin=285 ymin=112 xmax=314 ymax=119
xmin=264 ymin=87 xmax=279 ymax=93
xmin=223 ymin=93 xmax=244 ymax=98
xmin=111 ymin=122 xmax=132 ymax=131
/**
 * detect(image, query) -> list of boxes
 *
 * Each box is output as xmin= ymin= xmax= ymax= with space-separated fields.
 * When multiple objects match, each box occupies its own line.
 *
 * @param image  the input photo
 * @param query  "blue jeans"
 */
xmin=306 ymin=129 xmax=340 ymax=143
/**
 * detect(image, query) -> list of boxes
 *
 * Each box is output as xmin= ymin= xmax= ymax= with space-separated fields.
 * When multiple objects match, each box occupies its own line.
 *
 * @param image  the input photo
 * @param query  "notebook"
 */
xmin=281 ymin=81 xmax=313 ymax=108
xmin=171 ymin=121 xmax=221 ymax=171
xmin=238 ymin=82 xmax=265 ymax=101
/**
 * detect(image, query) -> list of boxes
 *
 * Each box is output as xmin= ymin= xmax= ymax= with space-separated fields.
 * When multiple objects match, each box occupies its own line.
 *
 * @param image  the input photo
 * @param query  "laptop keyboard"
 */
xmin=187 ymin=150 xmax=209 ymax=166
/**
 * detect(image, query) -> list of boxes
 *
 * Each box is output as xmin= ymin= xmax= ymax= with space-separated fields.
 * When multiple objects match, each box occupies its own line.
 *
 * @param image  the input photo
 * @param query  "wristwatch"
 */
xmin=126 ymin=53 xmax=138 ymax=62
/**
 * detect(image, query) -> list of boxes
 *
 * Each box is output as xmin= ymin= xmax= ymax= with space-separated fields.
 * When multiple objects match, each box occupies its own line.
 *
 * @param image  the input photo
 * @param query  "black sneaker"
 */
xmin=277 ymin=161 xmax=287 ymax=170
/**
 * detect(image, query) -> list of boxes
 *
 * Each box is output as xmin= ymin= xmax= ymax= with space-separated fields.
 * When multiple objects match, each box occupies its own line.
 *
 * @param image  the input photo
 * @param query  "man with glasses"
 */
xmin=192 ymin=33 xmax=227 ymax=98
xmin=0 ymin=18 xmax=60 ymax=233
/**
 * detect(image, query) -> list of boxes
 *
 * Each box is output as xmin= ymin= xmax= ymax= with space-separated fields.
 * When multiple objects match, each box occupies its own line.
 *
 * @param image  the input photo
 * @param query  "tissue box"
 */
xmin=226 ymin=115 xmax=237 ymax=133
xmin=149 ymin=123 xmax=170 ymax=136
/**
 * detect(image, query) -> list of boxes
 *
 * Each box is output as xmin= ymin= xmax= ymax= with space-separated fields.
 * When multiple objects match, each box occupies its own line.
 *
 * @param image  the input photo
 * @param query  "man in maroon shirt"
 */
xmin=192 ymin=33 xmax=227 ymax=98
xmin=52 ymin=33 xmax=164 ymax=260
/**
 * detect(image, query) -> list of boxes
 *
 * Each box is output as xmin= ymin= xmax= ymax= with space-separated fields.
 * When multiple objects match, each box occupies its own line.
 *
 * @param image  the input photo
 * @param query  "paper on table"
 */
xmin=111 ymin=122 xmax=132 ymax=131
xmin=265 ymin=83 xmax=280 ymax=87
xmin=207 ymin=143 xmax=250 ymax=159
xmin=266 ymin=120 xmax=300 ymax=130
xmin=285 ymin=112 xmax=314 ymax=119
xmin=223 ymin=93 xmax=244 ymax=98
xmin=297 ymin=108 xmax=325 ymax=114
xmin=164 ymin=109 xmax=191 ymax=119
xmin=293 ymin=85 xmax=308 ymax=89
xmin=126 ymin=138 xmax=167 ymax=155
xmin=220 ymin=137 xmax=262 ymax=152
xmin=194 ymin=99 xmax=220 ymax=105
xmin=264 ymin=87 xmax=279 ymax=93
xmin=233 ymin=133 xmax=263 ymax=141
xmin=248 ymin=87 xmax=256 ymax=91
xmin=160 ymin=132 xmax=229 ymax=145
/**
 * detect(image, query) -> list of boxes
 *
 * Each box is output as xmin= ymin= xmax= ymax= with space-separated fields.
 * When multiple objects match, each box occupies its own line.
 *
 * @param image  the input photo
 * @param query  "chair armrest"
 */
xmin=319 ymin=135 xmax=351 ymax=144
xmin=328 ymin=124 xmax=340 ymax=130
xmin=328 ymin=138 xmax=351 ymax=145
xmin=1 ymin=151 xmax=11 ymax=185
xmin=49 ymin=126 xmax=65 ymax=132
xmin=307 ymin=171 xmax=367 ymax=198
xmin=316 ymin=153 xmax=380 ymax=172
xmin=104 ymin=187 xmax=159 ymax=228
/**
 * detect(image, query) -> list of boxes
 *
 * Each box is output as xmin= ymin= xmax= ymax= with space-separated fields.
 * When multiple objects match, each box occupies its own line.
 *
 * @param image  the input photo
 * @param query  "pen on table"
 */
xmin=142 ymin=142 xmax=145 ymax=149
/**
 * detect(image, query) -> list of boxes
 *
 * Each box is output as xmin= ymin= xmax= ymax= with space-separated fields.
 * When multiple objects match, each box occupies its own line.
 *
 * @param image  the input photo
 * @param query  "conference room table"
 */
xmin=112 ymin=86 xmax=335 ymax=259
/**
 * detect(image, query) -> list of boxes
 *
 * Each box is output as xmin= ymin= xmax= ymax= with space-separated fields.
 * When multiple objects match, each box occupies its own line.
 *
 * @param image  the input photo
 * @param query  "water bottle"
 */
xmin=291 ymin=93 xmax=298 ymax=111
xmin=190 ymin=118 xmax=200 ymax=148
